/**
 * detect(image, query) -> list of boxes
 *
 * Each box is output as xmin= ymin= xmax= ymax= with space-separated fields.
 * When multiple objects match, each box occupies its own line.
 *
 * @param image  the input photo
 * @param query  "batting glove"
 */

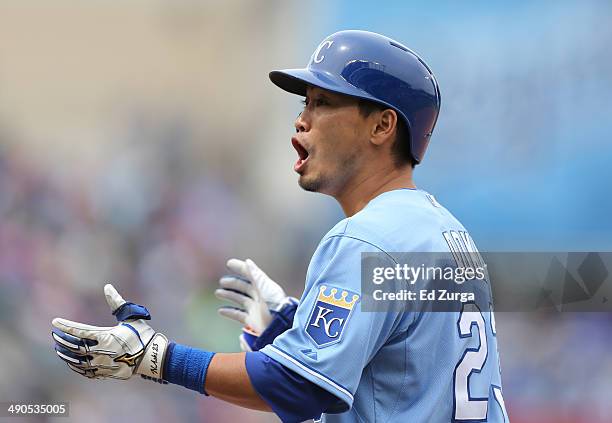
xmin=51 ymin=284 xmax=168 ymax=383
xmin=215 ymin=259 xmax=297 ymax=351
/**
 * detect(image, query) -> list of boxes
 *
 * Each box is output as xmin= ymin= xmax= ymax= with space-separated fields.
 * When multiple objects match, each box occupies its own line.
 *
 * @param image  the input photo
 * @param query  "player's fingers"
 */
xmin=54 ymin=343 xmax=90 ymax=366
xmin=80 ymin=348 xmax=118 ymax=370
xmin=245 ymin=259 xmax=269 ymax=281
xmin=52 ymin=318 xmax=112 ymax=339
xmin=67 ymin=363 xmax=100 ymax=379
xmin=245 ymin=259 xmax=286 ymax=303
xmin=104 ymin=283 xmax=126 ymax=313
xmin=226 ymin=258 xmax=249 ymax=279
xmin=218 ymin=276 xmax=254 ymax=297
xmin=246 ymin=259 xmax=270 ymax=296
xmin=215 ymin=289 xmax=252 ymax=308
xmin=218 ymin=306 xmax=248 ymax=325
xmin=66 ymin=362 xmax=87 ymax=375
xmin=51 ymin=328 xmax=97 ymax=353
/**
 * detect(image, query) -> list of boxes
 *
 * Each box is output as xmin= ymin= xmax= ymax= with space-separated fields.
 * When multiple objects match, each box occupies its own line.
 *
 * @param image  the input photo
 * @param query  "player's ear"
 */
xmin=369 ymin=109 xmax=397 ymax=147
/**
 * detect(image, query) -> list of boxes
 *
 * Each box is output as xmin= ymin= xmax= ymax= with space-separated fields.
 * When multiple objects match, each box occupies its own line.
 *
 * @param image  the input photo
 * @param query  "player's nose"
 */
xmin=294 ymin=111 xmax=310 ymax=133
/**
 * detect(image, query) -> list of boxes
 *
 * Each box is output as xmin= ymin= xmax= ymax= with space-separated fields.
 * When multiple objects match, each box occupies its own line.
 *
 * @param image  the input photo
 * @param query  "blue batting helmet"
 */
xmin=269 ymin=30 xmax=441 ymax=164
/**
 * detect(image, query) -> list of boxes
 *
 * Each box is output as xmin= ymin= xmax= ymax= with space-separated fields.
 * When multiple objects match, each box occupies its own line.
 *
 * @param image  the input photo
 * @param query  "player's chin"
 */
xmin=298 ymin=173 xmax=324 ymax=193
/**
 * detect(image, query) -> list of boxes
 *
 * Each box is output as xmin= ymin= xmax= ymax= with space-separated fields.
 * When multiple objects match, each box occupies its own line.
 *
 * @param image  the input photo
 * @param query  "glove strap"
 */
xmin=137 ymin=333 xmax=169 ymax=380
xmin=113 ymin=302 xmax=151 ymax=321
xmin=246 ymin=299 xmax=299 ymax=351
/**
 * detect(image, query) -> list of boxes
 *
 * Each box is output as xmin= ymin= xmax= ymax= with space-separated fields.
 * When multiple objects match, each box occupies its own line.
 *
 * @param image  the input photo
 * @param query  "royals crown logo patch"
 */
xmin=305 ymin=285 xmax=360 ymax=348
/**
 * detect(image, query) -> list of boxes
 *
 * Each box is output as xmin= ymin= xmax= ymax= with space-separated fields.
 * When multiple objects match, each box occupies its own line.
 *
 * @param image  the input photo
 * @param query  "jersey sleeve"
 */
xmin=245 ymin=351 xmax=340 ymax=422
xmin=260 ymin=234 xmax=402 ymax=411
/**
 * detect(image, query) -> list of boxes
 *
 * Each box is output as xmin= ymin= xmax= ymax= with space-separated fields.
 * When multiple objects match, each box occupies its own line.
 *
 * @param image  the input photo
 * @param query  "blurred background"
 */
xmin=1 ymin=0 xmax=611 ymax=422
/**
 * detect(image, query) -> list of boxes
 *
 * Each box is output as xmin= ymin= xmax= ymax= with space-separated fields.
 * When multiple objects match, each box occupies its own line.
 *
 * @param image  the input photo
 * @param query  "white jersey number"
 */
xmin=454 ymin=303 xmax=488 ymax=421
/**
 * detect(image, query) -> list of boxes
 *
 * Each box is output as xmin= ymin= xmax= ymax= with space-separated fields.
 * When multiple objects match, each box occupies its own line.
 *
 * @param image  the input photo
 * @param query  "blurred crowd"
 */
xmin=0 ymin=118 xmax=288 ymax=421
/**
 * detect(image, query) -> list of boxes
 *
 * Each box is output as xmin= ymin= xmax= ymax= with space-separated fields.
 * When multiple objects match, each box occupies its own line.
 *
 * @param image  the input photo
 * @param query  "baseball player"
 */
xmin=51 ymin=30 xmax=508 ymax=422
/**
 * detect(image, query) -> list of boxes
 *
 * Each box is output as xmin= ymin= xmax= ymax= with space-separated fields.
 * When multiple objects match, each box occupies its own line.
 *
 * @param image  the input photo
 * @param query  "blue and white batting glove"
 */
xmin=51 ymin=284 xmax=169 ymax=383
xmin=215 ymin=258 xmax=298 ymax=351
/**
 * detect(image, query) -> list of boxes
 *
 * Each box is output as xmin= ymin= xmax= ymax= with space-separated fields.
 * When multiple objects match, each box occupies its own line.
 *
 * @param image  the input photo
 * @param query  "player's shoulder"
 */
xmin=324 ymin=189 xmax=465 ymax=251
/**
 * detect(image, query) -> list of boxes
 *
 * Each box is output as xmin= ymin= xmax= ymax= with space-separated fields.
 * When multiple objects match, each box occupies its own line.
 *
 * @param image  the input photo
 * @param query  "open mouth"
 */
xmin=292 ymin=137 xmax=310 ymax=173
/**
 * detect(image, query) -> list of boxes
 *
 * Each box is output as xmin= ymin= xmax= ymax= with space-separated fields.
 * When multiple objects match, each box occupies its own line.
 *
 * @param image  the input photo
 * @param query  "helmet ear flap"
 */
xmin=393 ymin=117 xmax=415 ymax=168
xmin=269 ymin=30 xmax=440 ymax=164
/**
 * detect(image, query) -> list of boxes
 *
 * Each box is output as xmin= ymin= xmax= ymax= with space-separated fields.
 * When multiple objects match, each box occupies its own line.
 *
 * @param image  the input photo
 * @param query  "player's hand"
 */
xmin=51 ymin=284 xmax=168 ymax=382
xmin=215 ymin=258 xmax=293 ymax=335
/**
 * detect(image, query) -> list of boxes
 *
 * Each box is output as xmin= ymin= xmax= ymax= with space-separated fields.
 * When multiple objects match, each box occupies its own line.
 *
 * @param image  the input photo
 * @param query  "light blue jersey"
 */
xmin=261 ymin=189 xmax=508 ymax=422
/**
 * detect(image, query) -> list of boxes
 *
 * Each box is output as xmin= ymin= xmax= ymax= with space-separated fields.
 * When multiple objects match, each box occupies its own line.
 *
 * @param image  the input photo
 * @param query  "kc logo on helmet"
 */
xmin=312 ymin=40 xmax=334 ymax=64
xmin=306 ymin=285 xmax=359 ymax=348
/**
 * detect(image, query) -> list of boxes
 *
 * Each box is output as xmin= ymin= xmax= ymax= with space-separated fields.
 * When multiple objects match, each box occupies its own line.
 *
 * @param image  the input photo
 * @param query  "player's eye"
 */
xmin=301 ymin=98 xmax=328 ymax=109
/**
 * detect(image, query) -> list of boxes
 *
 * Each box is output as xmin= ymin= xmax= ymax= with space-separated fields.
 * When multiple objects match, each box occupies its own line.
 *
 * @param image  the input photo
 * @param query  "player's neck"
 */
xmin=335 ymin=165 xmax=415 ymax=217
